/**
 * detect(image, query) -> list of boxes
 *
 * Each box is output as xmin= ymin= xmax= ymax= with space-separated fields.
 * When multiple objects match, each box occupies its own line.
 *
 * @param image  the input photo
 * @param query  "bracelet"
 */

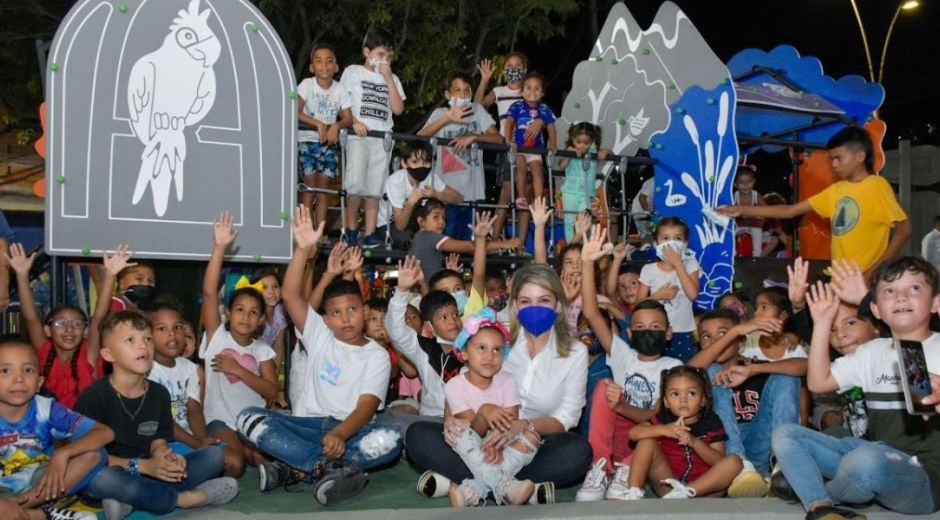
xmin=126 ymin=457 xmax=140 ymax=477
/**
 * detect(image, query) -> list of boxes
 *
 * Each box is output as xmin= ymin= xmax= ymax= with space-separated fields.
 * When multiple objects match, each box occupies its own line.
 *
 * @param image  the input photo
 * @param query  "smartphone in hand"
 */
xmin=896 ymin=339 xmax=936 ymax=416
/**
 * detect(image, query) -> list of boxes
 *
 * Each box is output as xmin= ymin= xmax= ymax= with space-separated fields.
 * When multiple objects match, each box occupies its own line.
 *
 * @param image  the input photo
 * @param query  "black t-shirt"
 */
xmin=76 ymin=377 xmax=173 ymax=458
xmin=418 ymin=336 xmax=463 ymax=382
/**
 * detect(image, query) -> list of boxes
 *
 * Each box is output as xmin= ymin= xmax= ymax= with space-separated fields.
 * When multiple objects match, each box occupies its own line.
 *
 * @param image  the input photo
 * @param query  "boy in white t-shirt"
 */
xmin=773 ymin=257 xmax=940 ymax=519
xmin=339 ymin=29 xmax=407 ymax=249
xmin=418 ymin=72 xmax=501 ymax=240
xmin=237 ymin=205 xmax=401 ymax=505
xmin=297 ymin=43 xmax=353 ymax=228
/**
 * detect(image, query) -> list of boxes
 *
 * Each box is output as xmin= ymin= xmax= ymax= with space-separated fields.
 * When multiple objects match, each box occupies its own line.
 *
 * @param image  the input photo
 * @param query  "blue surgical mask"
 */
xmin=517 ymin=306 xmax=556 ymax=336
xmin=452 ymin=290 xmax=469 ymax=315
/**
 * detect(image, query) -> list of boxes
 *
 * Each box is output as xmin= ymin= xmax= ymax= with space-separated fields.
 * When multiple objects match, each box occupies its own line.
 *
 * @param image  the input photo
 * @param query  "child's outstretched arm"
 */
xmin=0 ymin=238 xmax=8 ymax=311
xmin=580 ymin=225 xmax=614 ymax=353
xmin=438 ymin=235 xmax=522 ymax=255
xmin=529 ymin=197 xmax=551 ymax=264
xmin=202 ymin=211 xmax=238 ymax=343
xmin=385 ymin=257 xmax=425 ymax=366
xmin=605 ymin=242 xmax=628 ymax=299
xmin=687 ymin=316 xmax=783 ymax=368
xmin=283 ymin=205 xmax=326 ymax=331
xmin=805 ymin=281 xmax=842 ymax=393
xmin=473 ymin=59 xmax=497 ymax=107
xmin=470 ymin=211 xmax=497 ymax=300
xmin=87 ymin=245 xmax=136 ymax=369
xmin=308 ymin=242 xmax=348 ymax=311
xmin=6 ymin=243 xmax=44 ymax=350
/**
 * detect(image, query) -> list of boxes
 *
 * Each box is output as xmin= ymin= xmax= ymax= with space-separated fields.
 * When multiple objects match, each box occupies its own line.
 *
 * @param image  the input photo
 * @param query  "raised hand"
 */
xmin=445 ymin=253 xmax=463 ymax=272
xmin=529 ymin=196 xmax=552 ymax=227
xmin=581 ymin=224 xmax=609 ymax=262
xmin=806 ymin=281 xmax=840 ymax=324
xmin=343 ymin=246 xmax=364 ymax=274
xmin=574 ymin=210 xmax=593 ymax=240
xmin=612 ymin=241 xmax=628 ymax=261
xmin=736 ymin=316 xmax=784 ymax=338
xmin=397 ymin=256 xmax=424 ymax=292
xmin=292 ymin=204 xmax=325 ymax=249
xmin=213 ymin=211 xmax=238 ymax=248
xmin=476 ymin=58 xmax=494 ymax=81
xmin=5 ymin=243 xmax=37 ymax=276
xmin=325 ymin=242 xmax=349 ymax=275
xmin=562 ymin=270 xmax=581 ymax=301
xmin=470 ymin=210 xmax=497 ymax=238
xmin=830 ymin=259 xmax=867 ymax=305
xmin=102 ymin=244 xmax=136 ymax=277
xmin=787 ymin=256 xmax=810 ymax=307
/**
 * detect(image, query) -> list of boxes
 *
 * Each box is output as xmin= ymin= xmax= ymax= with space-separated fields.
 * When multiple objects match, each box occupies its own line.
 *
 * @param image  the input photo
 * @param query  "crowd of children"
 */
xmin=1 ymin=29 xmax=937 ymax=520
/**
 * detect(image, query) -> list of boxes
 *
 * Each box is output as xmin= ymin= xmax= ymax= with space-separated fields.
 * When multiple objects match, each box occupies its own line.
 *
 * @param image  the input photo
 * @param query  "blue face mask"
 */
xmin=517 ymin=306 xmax=557 ymax=336
xmin=452 ymin=290 xmax=469 ymax=315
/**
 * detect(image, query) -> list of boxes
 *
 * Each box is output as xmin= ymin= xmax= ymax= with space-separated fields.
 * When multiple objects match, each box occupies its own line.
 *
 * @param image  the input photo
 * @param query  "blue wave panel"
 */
xmin=728 ymin=45 xmax=884 ymax=151
xmin=650 ymin=82 xmax=738 ymax=310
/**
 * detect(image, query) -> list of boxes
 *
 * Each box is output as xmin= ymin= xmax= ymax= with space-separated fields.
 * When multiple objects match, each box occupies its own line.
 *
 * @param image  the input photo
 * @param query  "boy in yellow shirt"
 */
xmin=719 ymin=127 xmax=910 ymax=276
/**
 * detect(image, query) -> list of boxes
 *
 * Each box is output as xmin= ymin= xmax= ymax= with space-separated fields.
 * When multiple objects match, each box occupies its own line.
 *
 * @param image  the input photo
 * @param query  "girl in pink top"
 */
xmin=443 ymin=309 xmax=540 ymax=507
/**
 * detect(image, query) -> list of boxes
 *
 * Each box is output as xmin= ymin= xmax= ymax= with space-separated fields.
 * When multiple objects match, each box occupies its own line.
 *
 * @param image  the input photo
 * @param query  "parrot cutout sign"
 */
xmin=46 ymin=0 xmax=295 ymax=262
xmin=128 ymin=0 xmax=221 ymax=217
xmin=562 ymin=1 xmax=738 ymax=310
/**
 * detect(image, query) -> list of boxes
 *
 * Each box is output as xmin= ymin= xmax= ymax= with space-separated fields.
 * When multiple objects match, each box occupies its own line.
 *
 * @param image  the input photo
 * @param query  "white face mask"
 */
xmin=655 ymin=239 xmax=687 ymax=260
xmin=450 ymin=96 xmax=472 ymax=108
xmin=368 ymin=57 xmax=389 ymax=69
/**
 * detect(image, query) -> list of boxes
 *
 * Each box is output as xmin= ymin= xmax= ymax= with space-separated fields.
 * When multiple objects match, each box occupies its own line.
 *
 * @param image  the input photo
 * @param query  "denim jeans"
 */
xmin=708 ymin=364 xmax=800 ymax=475
xmin=772 ymin=423 xmax=935 ymax=513
xmin=406 ymin=421 xmax=591 ymax=488
xmin=445 ymin=205 xmax=473 ymax=240
xmin=237 ymin=407 xmax=402 ymax=473
xmin=453 ymin=427 xmax=537 ymax=502
xmin=82 ymin=445 xmax=224 ymax=515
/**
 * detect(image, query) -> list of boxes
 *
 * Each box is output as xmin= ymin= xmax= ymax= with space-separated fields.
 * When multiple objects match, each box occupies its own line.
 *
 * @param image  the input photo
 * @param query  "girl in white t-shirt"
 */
xmin=200 ymin=211 xmax=279 ymax=468
xmin=637 ymin=217 xmax=701 ymax=363
xmin=444 ymin=308 xmax=539 ymax=507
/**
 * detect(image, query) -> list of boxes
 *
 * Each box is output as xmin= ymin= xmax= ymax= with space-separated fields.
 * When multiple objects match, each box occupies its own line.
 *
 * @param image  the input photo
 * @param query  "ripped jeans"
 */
xmin=236 ymin=407 xmax=402 ymax=472
xmin=451 ymin=425 xmax=538 ymax=503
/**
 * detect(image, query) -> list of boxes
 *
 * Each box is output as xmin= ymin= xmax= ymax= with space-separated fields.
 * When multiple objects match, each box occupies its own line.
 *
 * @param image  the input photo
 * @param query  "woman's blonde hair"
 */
xmin=509 ymin=263 xmax=575 ymax=357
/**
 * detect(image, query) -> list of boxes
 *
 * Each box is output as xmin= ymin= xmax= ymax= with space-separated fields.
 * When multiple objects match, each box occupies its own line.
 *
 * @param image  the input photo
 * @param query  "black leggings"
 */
xmin=405 ymin=421 xmax=592 ymax=488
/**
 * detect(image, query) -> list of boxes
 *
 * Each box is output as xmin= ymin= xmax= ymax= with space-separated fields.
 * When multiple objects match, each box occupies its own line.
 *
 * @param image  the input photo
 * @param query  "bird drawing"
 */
xmin=127 ymin=0 xmax=221 ymax=216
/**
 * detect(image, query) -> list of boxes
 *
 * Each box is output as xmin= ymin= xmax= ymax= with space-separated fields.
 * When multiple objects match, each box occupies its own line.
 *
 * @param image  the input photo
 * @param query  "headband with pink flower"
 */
xmin=453 ymin=308 xmax=511 ymax=358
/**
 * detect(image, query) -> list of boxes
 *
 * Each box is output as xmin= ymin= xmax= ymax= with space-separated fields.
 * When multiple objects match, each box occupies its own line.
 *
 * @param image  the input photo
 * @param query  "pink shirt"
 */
xmin=445 ymin=371 xmax=520 ymax=415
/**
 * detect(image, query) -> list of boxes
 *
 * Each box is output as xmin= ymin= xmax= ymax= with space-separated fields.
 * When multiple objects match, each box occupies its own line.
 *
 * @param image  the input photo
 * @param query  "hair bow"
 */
xmin=454 ymin=307 xmax=511 ymax=358
xmin=235 ymin=276 xmax=265 ymax=293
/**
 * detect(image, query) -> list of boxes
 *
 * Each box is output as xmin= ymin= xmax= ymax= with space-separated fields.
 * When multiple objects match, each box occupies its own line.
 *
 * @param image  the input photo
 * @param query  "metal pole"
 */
xmin=898 ymin=138 xmax=912 ymax=255
xmin=790 ymin=147 xmax=802 ymax=258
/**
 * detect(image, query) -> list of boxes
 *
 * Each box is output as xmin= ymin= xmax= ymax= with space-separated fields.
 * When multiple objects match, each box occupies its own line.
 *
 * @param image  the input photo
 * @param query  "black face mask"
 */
xmin=631 ymin=329 xmax=667 ymax=357
xmin=123 ymin=284 xmax=155 ymax=305
xmin=408 ymin=166 xmax=431 ymax=183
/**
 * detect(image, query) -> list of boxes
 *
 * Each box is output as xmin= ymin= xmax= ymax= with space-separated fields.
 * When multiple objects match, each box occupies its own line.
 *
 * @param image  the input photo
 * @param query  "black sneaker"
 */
xmin=770 ymin=467 xmax=798 ymax=503
xmin=805 ymin=505 xmax=866 ymax=520
xmin=259 ymin=460 xmax=292 ymax=492
xmin=313 ymin=459 xmax=369 ymax=505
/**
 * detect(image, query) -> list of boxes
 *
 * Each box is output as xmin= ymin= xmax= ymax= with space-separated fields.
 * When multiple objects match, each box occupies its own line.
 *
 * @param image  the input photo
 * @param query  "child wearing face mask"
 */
xmin=637 ymin=217 xmax=701 ymax=363
xmin=475 ymin=52 xmax=529 ymax=241
xmin=576 ymin=226 xmax=682 ymax=501
xmin=108 ymin=262 xmax=157 ymax=312
xmin=418 ymin=72 xmax=502 ymax=240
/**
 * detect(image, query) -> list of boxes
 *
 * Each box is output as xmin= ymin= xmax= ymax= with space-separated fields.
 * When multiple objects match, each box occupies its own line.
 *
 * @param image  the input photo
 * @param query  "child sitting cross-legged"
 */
xmin=441 ymin=307 xmax=539 ymax=507
xmin=236 ymin=205 xmax=401 ymax=505
xmin=143 ymin=297 xmax=245 ymax=477
xmin=77 ymin=312 xmax=237 ymax=519
xmin=623 ymin=365 xmax=742 ymax=499
xmin=0 ymin=336 xmax=113 ymax=520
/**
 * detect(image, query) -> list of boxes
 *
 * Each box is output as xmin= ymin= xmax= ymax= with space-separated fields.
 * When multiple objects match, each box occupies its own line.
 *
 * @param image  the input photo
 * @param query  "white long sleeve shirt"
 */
xmin=386 ymin=290 xmax=447 ymax=417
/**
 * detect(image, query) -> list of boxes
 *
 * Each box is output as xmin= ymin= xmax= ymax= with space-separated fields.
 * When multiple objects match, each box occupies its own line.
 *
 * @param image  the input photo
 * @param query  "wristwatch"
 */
xmin=126 ymin=457 xmax=140 ymax=477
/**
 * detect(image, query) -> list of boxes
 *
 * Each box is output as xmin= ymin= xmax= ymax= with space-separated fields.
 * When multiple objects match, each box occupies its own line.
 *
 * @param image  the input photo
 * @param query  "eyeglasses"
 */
xmin=49 ymin=319 xmax=87 ymax=329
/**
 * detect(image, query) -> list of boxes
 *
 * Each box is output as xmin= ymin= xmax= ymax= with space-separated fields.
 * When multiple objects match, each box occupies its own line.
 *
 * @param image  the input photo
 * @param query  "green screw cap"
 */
xmin=49 ymin=62 xmax=59 ymax=72
xmin=363 ymin=249 xmax=373 ymax=258
xmin=610 ymin=57 xmax=618 ymax=65
xmin=667 ymin=82 xmax=676 ymax=90
xmin=252 ymin=253 xmax=262 ymax=262
xmin=118 ymin=3 xmax=128 ymax=13
xmin=279 ymin=211 xmax=289 ymax=221
xmin=654 ymin=142 xmax=664 ymax=150
xmin=705 ymin=97 xmax=715 ymax=105
xmin=655 ymin=186 xmax=661 ymax=193
xmin=719 ymin=77 xmax=729 ymax=85
xmin=250 ymin=23 xmax=260 ymax=33
xmin=708 ymin=280 xmax=717 ymax=287
xmin=594 ymin=56 xmax=603 ymax=62
xmin=734 ymin=281 xmax=744 ymax=289
xmin=288 ymin=90 xmax=297 ymax=100
xmin=81 ymin=247 xmax=91 ymax=256
xmin=676 ymin=107 xmax=685 ymax=115
xmin=641 ymin=47 xmax=651 ymax=55
xmin=618 ymin=117 xmax=626 ymax=125
xmin=707 ymin=175 xmax=715 ymax=183
xmin=573 ymin=102 xmax=581 ymax=109
xmin=55 ymin=175 xmax=66 ymax=184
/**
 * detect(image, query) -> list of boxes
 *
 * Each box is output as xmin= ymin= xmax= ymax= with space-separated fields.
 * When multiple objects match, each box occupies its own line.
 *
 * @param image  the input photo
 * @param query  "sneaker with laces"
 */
xmin=804 ymin=505 xmax=866 ymax=520
xmin=528 ymin=481 xmax=555 ymax=504
xmin=575 ymin=457 xmax=609 ymax=502
xmin=620 ymin=487 xmax=645 ymax=500
xmin=343 ymin=229 xmax=358 ymax=245
xmin=101 ymin=499 xmax=133 ymax=520
xmin=313 ymin=459 xmax=369 ymax=505
xmin=259 ymin=460 xmax=293 ymax=492
xmin=497 ymin=476 xmax=535 ymax=505
xmin=605 ymin=463 xmax=632 ymax=500
xmin=417 ymin=470 xmax=451 ymax=498
xmin=448 ymin=482 xmax=484 ymax=507
xmin=728 ymin=460 xmax=769 ymax=498
xmin=661 ymin=478 xmax=696 ymax=498
xmin=43 ymin=506 xmax=97 ymax=520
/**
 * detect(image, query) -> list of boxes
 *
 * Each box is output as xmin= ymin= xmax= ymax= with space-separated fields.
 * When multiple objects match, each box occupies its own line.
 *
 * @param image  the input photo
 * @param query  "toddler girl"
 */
xmin=557 ymin=122 xmax=610 ymax=242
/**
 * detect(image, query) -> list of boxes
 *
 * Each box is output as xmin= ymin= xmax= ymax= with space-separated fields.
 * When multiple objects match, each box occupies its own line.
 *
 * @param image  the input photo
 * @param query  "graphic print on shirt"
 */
xmin=0 ymin=434 xmax=48 ymax=477
xmin=832 ymin=196 xmax=860 ymax=236
xmin=731 ymin=373 xmax=769 ymax=423
xmin=318 ymin=359 xmax=342 ymax=386
xmin=358 ymin=81 xmax=390 ymax=122
xmin=623 ymin=373 xmax=656 ymax=410
xmin=219 ymin=348 xmax=259 ymax=384
xmin=439 ymin=120 xmax=481 ymax=177
xmin=306 ymin=92 xmax=341 ymax=121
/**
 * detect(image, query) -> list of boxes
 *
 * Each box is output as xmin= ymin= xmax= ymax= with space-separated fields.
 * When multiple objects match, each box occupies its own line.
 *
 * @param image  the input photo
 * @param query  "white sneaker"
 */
xmin=529 ymin=481 xmax=555 ymax=504
xmin=605 ymin=462 xmax=632 ymax=500
xmin=661 ymin=478 xmax=696 ymax=498
xmin=575 ymin=457 xmax=609 ymax=502
xmin=417 ymin=470 xmax=451 ymax=498
xmin=621 ymin=487 xmax=646 ymax=500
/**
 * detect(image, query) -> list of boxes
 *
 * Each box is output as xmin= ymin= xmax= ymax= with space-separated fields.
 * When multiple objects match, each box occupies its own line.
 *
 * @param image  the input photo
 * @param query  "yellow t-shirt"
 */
xmin=807 ymin=174 xmax=907 ymax=272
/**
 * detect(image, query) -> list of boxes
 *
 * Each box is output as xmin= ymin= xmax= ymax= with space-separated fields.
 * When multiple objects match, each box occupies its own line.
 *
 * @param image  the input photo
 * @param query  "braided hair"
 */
xmin=42 ymin=304 xmax=87 ymax=387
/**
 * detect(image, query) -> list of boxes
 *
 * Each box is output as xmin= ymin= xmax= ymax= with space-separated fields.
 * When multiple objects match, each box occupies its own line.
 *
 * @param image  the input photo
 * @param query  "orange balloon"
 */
xmin=35 ymin=102 xmax=46 ymax=159
xmin=33 ymin=179 xmax=46 ymax=198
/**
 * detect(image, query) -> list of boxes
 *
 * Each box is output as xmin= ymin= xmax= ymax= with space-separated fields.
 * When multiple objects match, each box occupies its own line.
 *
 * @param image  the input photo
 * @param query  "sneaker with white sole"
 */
xmin=313 ymin=459 xmax=369 ymax=505
xmin=42 ymin=506 xmax=97 ymax=520
xmin=417 ymin=470 xmax=451 ymax=498
xmin=620 ymin=486 xmax=645 ymax=500
xmin=497 ymin=476 xmax=535 ymax=505
xmin=529 ymin=481 xmax=555 ymax=504
xmin=575 ymin=457 xmax=609 ymax=502
xmin=661 ymin=478 xmax=697 ymax=498
xmin=448 ymin=482 xmax=484 ymax=507
xmin=728 ymin=459 xmax=769 ymax=498
xmin=605 ymin=462 xmax=632 ymax=500
xmin=101 ymin=499 xmax=133 ymax=520
xmin=196 ymin=477 xmax=240 ymax=506
xmin=259 ymin=460 xmax=293 ymax=492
